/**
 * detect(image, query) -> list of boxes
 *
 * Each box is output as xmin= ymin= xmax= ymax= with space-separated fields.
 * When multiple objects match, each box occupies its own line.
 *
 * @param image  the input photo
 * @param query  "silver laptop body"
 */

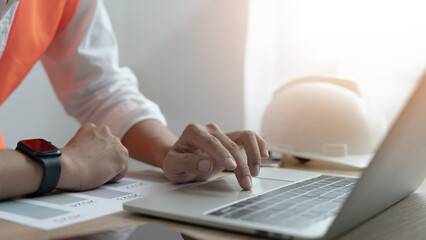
xmin=124 ymin=70 xmax=426 ymax=240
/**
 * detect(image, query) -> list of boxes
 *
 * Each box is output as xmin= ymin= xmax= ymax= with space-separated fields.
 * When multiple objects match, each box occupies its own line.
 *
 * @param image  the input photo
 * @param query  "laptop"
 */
xmin=124 ymin=70 xmax=426 ymax=240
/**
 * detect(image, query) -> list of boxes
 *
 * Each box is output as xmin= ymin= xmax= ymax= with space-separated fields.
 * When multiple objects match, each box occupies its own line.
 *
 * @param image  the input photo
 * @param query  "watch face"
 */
xmin=20 ymin=139 xmax=58 ymax=153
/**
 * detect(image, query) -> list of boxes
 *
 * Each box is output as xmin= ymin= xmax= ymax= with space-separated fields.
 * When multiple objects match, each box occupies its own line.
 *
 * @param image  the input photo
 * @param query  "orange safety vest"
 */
xmin=0 ymin=0 xmax=80 ymax=148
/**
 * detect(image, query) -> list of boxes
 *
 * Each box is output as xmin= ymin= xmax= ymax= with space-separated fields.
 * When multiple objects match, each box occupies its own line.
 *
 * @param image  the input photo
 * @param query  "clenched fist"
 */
xmin=57 ymin=123 xmax=128 ymax=191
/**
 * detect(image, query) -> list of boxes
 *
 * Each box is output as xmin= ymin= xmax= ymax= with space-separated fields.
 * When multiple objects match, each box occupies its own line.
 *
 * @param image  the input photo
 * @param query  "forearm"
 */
xmin=0 ymin=150 xmax=43 ymax=200
xmin=122 ymin=119 xmax=177 ymax=168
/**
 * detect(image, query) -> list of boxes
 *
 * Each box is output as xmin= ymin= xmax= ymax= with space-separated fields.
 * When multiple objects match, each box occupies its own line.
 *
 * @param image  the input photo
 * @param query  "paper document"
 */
xmin=0 ymin=170 xmax=183 ymax=230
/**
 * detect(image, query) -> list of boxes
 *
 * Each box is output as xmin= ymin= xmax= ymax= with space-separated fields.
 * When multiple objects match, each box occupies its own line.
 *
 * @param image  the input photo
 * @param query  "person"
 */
xmin=0 ymin=0 xmax=268 ymax=200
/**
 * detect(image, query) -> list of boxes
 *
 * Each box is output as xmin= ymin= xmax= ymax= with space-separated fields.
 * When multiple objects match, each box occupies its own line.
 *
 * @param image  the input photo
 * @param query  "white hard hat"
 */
xmin=261 ymin=76 xmax=387 ymax=168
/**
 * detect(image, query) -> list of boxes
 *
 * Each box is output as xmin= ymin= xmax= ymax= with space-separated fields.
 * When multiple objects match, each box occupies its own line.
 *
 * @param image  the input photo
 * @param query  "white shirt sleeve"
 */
xmin=41 ymin=0 xmax=167 ymax=139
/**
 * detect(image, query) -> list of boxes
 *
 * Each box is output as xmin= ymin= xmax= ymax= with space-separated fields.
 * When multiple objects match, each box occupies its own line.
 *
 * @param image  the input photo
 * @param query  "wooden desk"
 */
xmin=2 ymin=157 xmax=426 ymax=240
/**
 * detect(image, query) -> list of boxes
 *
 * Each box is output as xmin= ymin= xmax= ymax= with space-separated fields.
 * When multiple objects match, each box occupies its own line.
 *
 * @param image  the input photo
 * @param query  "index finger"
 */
xmin=205 ymin=123 xmax=253 ymax=190
xmin=180 ymin=123 xmax=237 ymax=171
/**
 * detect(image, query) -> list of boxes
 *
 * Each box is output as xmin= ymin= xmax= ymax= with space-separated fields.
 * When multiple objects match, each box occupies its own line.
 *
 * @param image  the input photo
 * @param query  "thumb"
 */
xmin=163 ymin=152 xmax=212 ymax=183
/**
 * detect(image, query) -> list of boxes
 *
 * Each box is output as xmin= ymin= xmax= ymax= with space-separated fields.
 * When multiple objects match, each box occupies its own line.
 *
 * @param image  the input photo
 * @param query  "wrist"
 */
xmin=16 ymin=150 xmax=44 ymax=194
xmin=122 ymin=120 xmax=177 ymax=168
xmin=156 ymin=143 xmax=173 ymax=169
xmin=0 ymin=150 xmax=45 ymax=199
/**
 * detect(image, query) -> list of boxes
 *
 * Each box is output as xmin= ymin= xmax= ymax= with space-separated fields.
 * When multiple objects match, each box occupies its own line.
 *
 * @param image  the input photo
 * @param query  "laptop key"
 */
xmin=242 ymin=211 xmax=273 ymax=221
xmin=228 ymin=208 xmax=253 ymax=219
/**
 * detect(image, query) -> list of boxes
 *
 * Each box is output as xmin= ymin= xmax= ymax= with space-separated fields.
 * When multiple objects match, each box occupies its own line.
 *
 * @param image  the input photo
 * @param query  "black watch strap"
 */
xmin=32 ymin=156 xmax=62 ymax=195
xmin=16 ymin=139 xmax=62 ymax=196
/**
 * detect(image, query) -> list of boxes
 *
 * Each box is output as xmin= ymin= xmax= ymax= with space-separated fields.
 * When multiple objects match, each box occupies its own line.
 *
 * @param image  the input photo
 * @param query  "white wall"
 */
xmin=0 ymin=0 xmax=248 ymax=149
xmin=106 ymin=0 xmax=248 ymax=135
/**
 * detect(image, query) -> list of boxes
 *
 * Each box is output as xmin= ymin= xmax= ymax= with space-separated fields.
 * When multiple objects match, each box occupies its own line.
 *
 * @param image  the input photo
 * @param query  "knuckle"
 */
xmin=227 ymin=142 xmax=241 ymax=152
xmin=100 ymin=125 xmax=110 ymax=131
xmin=116 ymin=151 xmax=128 ymax=171
xmin=205 ymin=135 xmax=220 ymax=147
xmin=184 ymin=123 xmax=202 ymax=133
xmin=249 ymin=155 xmax=262 ymax=165
xmin=121 ymin=146 xmax=129 ymax=159
xmin=243 ymin=130 xmax=256 ymax=139
xmin=115 ymin=160 xmax=127 ymax=173
xmin=86 ymin=122 xmax=96 ymax=127
xmin=111 ymin=137 xmax=129 ymax=161
xmin=206 ymin=123 xmax=219 ymax=131
xmin=99 ymin=125 xmax=112 ymax=135
xmin=118 ymin=144 xmax=129 ymax=158
xmin=82 ymin=123 xmax=96 ymax=130
xmin=112 ymin=135 xmax=122 ymax=144
xmin=237 ymin=165 xmax=251 ymax=175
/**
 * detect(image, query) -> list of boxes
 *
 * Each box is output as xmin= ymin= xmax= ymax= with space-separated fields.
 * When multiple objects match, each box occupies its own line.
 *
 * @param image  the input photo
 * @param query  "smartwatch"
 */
xmin=16 ymin=139 xmax=62 ymax=195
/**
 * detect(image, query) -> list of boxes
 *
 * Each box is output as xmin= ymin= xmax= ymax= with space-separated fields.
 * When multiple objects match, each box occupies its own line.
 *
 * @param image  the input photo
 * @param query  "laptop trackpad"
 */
xmin=188 ymin=175 xmax=289 ymax=195
xmin=171 ymin=175 xmax=292 ymax=211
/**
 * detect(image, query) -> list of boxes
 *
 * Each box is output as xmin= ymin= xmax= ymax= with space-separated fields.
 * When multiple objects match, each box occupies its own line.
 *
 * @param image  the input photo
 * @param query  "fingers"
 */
xmin=236 ymin=131 xmax=261 ymax=177
xmin=110 ymin=137 xmax=129 ymax=182
xmin=204 ymin=124 xmax=253 ymax=190
xmin=110 ymin=165 xmax=127 ymax=183
xmin=181 ymin=123 xmax=237 ymax=171
xmin=227 ymin=131 xmax=268 ymax=175
xmin=163 ymin=123 xmax=268 ymax=190
xmin=110 ymin=169 xmax=126 ymax=183
xmin=163 ymin=151 xmax=213 ymax=183
xmin=227 ymin=131 xmax=269 ymax=158
xmin=110 ymin=149 xmax=129 ymax=183
xmin=255 ymin=134 xmax=269 ymax=159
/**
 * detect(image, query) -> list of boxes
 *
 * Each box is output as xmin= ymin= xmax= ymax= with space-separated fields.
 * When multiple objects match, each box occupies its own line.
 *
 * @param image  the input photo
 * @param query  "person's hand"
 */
xmin=161 ymin=123 xmax=268 ymax=190
xmin=57 ymin=123 xmax=128 ymax=191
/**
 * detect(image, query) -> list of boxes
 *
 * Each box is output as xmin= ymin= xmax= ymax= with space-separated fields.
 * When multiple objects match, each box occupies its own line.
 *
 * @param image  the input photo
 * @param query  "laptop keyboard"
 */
xmin=207 ymin=175 xmax=357 ymax=229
